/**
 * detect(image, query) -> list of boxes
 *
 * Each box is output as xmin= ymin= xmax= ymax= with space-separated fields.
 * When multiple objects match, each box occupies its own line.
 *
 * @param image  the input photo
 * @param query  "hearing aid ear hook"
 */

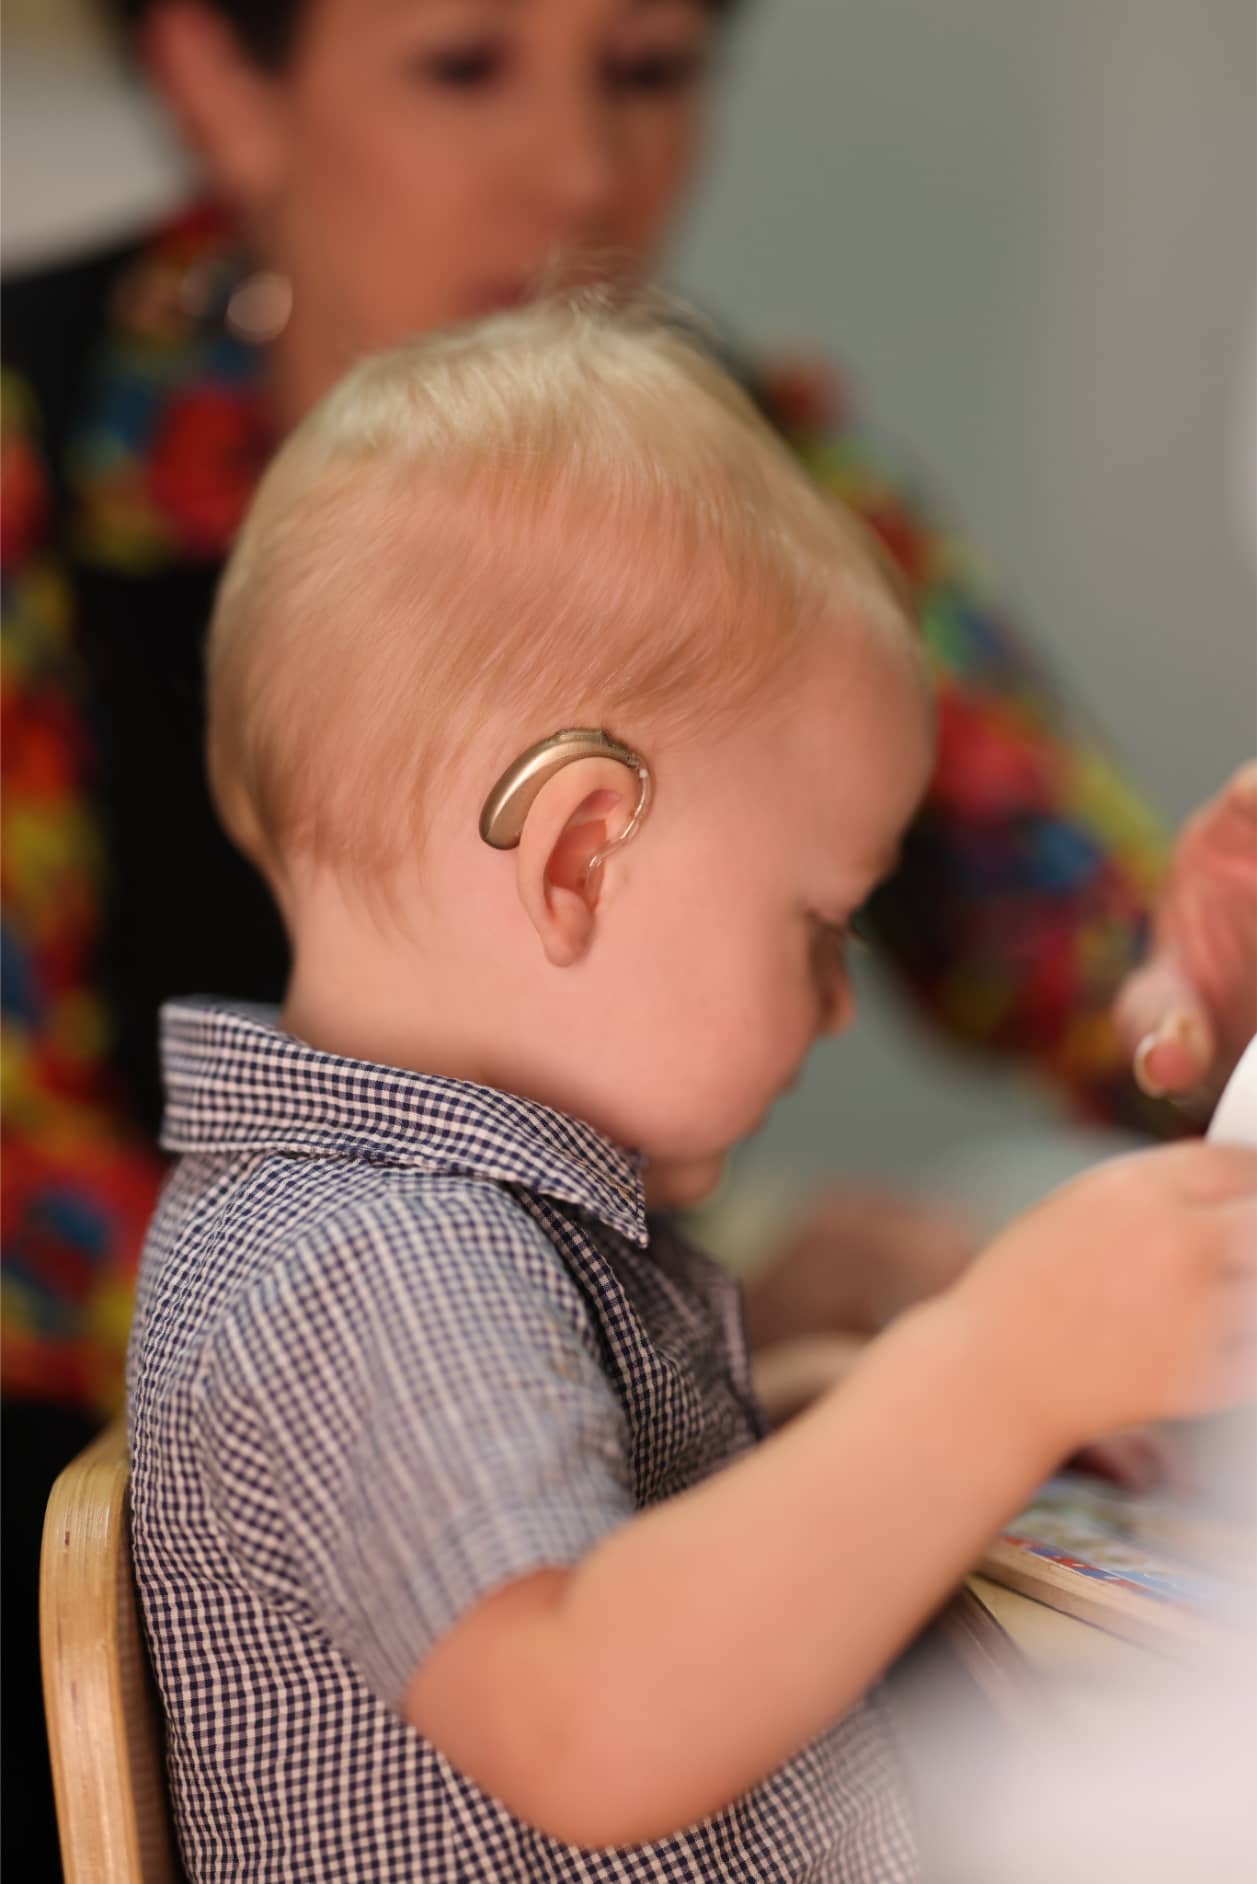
xmin=479 ymin=729 xmax=654 ymax=894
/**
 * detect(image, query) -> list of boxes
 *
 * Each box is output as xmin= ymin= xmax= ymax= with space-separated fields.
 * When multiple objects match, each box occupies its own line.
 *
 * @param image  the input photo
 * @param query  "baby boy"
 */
xmin=129 ymin=296 xmax=1255 ymax=1882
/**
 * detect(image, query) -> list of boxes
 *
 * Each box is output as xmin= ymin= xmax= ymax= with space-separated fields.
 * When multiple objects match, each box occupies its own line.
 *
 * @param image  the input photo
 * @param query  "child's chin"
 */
xmin=643 ymin=1155 xmax=728 ymax=1211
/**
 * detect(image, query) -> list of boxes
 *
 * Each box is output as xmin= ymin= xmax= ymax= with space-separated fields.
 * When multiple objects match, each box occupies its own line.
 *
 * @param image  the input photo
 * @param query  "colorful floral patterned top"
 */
xmin=1 ymin=205 xmax=1171 ymax=1415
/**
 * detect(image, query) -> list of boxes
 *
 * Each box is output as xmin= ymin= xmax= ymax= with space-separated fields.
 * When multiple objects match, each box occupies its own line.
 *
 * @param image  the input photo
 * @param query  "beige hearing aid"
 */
xmin=479 ymin=728 xmax=653 ymax=887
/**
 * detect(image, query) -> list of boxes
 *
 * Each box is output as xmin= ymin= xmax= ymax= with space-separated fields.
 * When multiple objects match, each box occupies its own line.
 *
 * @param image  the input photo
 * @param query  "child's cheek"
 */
xmin=738 ymin=977 xmax=819 ymax=1125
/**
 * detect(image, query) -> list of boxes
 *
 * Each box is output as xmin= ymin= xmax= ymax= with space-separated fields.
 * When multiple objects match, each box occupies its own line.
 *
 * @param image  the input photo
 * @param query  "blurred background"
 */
xmin=682 ymin=0 xmax=1257 ymax=1209
xmin=3 ymin=0 xmax=1254 ymax=1209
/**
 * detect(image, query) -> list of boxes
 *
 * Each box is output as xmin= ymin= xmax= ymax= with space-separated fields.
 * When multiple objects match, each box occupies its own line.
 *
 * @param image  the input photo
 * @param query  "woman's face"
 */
xmin=161 ymin=0 xmax=716 ymax=355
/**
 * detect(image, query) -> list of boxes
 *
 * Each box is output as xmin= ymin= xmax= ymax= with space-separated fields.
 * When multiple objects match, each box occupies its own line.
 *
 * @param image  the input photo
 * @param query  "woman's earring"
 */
xmin=225 ymin=270 xmax=293 ymax=346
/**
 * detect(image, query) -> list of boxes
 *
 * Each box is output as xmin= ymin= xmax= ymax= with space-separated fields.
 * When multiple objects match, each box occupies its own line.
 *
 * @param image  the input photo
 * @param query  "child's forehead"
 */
xmin=781 ymin=610 xmax=926 ymax=726
xmin=758 ymin=622 xmax=933 ymax=847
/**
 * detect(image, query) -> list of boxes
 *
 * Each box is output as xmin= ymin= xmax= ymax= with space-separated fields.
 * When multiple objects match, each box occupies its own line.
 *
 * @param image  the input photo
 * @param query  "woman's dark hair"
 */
xmin=108 ymin=0 xmax=736 ymax=74
xmin=109 ymin=1 xmax=299 ymax=68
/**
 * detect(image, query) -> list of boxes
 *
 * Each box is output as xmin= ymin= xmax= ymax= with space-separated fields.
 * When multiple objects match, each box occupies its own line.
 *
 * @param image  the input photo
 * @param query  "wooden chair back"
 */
xmin=41 ymin=1419 xmax=183 ymax=1883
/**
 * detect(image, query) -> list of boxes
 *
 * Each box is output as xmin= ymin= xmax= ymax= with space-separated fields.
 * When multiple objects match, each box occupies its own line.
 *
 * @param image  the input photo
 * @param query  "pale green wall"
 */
xmin=671 ymin=0 xmax=1256 ymax=1185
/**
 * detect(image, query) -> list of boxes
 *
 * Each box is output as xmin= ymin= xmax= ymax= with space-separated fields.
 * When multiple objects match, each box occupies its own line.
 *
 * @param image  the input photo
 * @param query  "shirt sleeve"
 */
xmin=755 ymin=357 xmax=1180 ymax=1136
xmin=194 ymin=1178 xmax=634 ymax=1709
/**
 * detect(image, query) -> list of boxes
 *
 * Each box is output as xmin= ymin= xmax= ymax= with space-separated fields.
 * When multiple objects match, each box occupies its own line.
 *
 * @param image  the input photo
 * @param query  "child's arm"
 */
xmin=409 ymin=1294 xmax=1049 ymax=1845
xmin=405 ymin=1141 xmax=1256 ymax=1847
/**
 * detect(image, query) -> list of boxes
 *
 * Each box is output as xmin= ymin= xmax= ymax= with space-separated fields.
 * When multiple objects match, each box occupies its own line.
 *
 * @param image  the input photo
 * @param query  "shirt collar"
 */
xmin=160 ymin=999 xmax=648 ymax=1247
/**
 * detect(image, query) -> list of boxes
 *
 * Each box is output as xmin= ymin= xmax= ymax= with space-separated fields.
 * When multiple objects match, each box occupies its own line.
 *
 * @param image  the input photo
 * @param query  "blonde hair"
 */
xmin=208 ymin=293 xmax=911 ymax=885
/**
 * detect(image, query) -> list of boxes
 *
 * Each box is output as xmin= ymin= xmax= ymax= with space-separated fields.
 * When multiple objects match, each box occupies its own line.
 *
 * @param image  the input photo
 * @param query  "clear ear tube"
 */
xmin=583 ymin=756 xmax=653 ymax=898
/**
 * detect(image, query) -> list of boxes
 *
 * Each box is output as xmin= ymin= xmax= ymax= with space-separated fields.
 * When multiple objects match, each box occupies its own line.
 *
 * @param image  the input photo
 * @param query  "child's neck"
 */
xmin=281 ymin=949 xmax=500 ymax=1092
xmin=277 ymin=879 xmax=589 ymax=1133
xmin=277 ymin=858 xmax=647 ymax=1160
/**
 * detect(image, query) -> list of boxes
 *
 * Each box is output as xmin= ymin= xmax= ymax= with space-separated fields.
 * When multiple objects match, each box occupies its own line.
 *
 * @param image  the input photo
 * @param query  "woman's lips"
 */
xmin=460 ymin=278 xmax=539 ymax=319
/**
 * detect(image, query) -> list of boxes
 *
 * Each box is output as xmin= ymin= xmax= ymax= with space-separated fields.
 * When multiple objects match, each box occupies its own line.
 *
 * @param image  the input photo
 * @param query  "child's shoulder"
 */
xmin=175 ymin=1145 xmax=570 ymax=1296
xmin=261 ymin=1158 xmax=574 ymax=1298
xmin=132 ymin=1150 xmax=616 ymax=1500
xmin=147 ymin=1149 xmax=596 ymax=1382
xmin=144 ymin=999 xmax=645 ymax=1397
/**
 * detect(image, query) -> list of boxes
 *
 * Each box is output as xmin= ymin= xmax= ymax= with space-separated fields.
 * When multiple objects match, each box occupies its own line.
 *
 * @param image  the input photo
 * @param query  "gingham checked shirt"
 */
xmin=128 ymin=1000 xmax=918 ymax=1882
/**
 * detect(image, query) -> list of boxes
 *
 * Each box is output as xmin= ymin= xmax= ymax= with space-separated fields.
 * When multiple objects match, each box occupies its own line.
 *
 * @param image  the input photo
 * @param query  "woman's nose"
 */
xmin=523 ymin=93 xmax=622 ymax=244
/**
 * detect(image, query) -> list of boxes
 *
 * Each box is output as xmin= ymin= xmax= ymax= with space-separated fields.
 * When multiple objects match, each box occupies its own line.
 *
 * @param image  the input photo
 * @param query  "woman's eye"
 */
xmin=605 ymin=46 xmax=707 ymax=95
xmin=415 ymin=42 xmax=505 ymax=89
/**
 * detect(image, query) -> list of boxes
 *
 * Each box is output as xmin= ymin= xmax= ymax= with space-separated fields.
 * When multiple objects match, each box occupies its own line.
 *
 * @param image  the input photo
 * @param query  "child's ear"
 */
xmin=515 ymin=758 xmax=640 ymax=967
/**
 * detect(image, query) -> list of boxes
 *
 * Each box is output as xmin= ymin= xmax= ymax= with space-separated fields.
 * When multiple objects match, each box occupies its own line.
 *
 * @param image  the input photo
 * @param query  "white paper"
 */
xmin=1206 ymin=1035 xmax=1257 ymax=1147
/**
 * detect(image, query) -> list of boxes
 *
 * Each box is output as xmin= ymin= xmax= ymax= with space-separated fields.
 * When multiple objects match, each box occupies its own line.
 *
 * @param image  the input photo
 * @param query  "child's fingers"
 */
xmin=1206 ymin=1332 xmax=1257 ymax=1408
xmin=1174 ymin=1143 xmax=1257 ymax=1205
xmin=1215 ymin=1191 xmax=1257 ymax=1272
xmin=1220 ymin=1238 xmax=1257 ymax=1282
xmin=1212 ymin=1276 xmax=1257 ymax=1381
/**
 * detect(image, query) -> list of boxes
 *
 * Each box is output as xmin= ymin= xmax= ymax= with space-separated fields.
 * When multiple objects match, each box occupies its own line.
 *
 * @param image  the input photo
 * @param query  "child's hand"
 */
xmin=954 ymin=1142 xmax=1257 ymax=1451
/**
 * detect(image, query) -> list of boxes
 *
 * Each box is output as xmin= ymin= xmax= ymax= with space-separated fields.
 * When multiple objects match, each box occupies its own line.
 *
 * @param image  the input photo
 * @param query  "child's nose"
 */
xmin=816 ymin=978 xmax=856 ymax=1040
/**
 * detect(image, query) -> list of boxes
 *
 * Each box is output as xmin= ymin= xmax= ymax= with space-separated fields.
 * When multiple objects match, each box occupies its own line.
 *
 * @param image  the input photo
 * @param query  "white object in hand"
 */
xmin=1206 ymin=1036 xmax=1257 ymax=1147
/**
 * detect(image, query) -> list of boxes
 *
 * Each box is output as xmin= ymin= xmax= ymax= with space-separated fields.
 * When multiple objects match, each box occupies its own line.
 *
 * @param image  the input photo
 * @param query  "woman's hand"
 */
xmin=742 ymin=1187 xmax=976 ymax=1429
xmin=1115 ymin=761 xmax=1257 ymax=1103
xmin=741 ymin=1186 xmax=977 ymax=1351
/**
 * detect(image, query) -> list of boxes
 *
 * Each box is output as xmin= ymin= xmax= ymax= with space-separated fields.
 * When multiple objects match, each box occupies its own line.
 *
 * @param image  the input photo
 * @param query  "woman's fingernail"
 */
xmin=1134 ymin=1011 xmax=1209 ymax=1096
xmin=1135 ymin=1032 xmax=1168 ymax=1096
xmin=1166 ymin=1007 xmax=1207 ymax=1051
